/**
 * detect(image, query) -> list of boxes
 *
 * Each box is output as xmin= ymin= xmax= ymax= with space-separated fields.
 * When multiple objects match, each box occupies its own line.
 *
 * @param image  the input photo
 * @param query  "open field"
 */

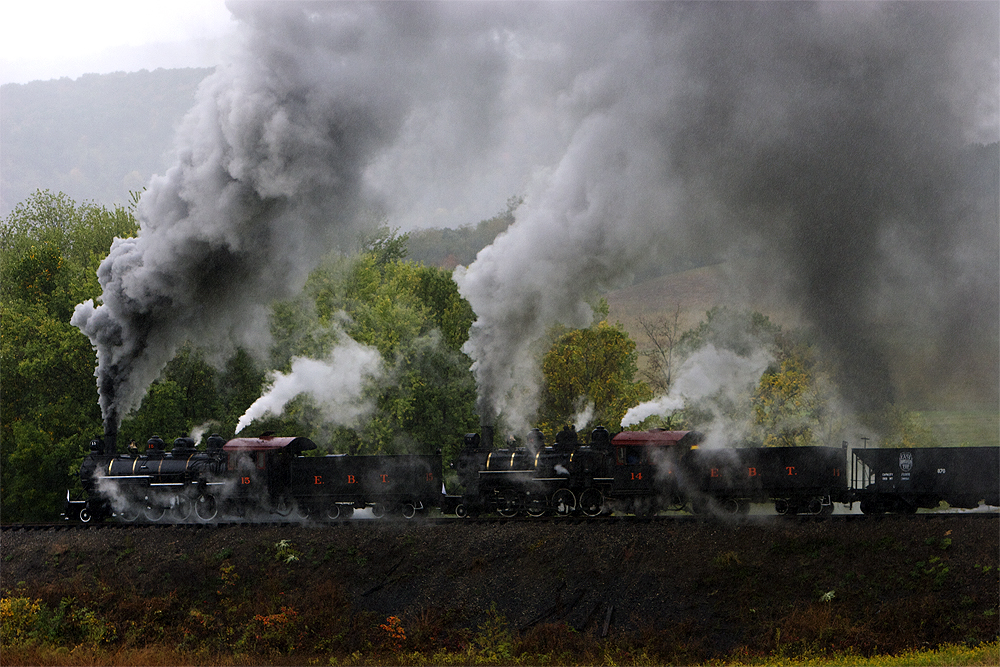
xmin=606 ymin=264 xmax=1000 ymax=420
xmin=916 ymin=411 xmax=1000 ymax=447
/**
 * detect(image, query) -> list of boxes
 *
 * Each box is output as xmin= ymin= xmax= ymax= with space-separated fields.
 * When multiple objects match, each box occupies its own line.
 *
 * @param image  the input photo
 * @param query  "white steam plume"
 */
xmin=236 ymin=339 xmax=382 ymax=435
xmin=621 ymin=345 xmax=773 ymax=430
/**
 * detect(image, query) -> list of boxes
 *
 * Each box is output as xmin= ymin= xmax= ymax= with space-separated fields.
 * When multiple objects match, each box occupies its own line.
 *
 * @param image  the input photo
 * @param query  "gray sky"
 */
xmin=0 ymin=0 xmax=234 ymax=85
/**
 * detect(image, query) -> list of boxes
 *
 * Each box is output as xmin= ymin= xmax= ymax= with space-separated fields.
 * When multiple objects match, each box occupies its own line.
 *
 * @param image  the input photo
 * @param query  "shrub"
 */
xmin=0 ymin=596 xmax=41 ymax=646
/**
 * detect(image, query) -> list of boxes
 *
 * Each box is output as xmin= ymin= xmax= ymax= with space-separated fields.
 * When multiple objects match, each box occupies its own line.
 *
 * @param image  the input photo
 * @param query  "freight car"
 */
xmin=852 ymin=446 xmax=1000 ymax=513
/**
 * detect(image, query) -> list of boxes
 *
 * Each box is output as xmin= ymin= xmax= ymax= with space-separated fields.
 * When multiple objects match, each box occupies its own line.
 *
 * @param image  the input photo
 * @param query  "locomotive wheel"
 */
xmin=325 ymin=504 xmax=341 ymax=521
xmin=526 ymin=498 xmax=547 ymax=517
xmin=196 ymin=494 xmax=218 ymax=521
xmin=119 ymin=502 xmax=141 ymax=522
xmin=552 ymin=489 xmax=576 ymax=516
xmin=144 ymin=498 xmax=166 ymax=522
xmin=497 ymin=490 xmax=520 ymax=518
xmin=371 ymin=502 xmax=387 ymax=519
xmin=455 ymin=504 xmax=469 ymax=518
xmin=806 ymin=498 xmax=824 ymax=515
xmin=774 ymin=498 xmax=791 ymax=515
xmin=579 ymin=488 xmax=603 ymax=517
xmin=78 ymin=507 xmax=93 ymax=523
xmin=172 ymin=496 xmax=193 ymax=521
xmin=401 ymin=502 xmax=418 ymax=519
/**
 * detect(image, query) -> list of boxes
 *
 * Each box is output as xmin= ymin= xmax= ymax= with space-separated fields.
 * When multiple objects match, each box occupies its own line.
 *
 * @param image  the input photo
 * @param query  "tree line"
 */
xmin=1 ymin=191 xmax=925 ymax=521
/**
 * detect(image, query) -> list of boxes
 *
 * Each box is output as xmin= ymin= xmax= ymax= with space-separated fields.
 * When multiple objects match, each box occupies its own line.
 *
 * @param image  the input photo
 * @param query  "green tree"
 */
xmin=536 ymin=319 xmax=652 ymax=440
xmin=118 ymin=344 xmax=225 ymax=446
xmin=750 ymin=340 xmax=828 ymax=447
xmin=1 ymin=191 xmax=139 ymax=520
xmin=251 ymin=230 xmax=479 ymax=460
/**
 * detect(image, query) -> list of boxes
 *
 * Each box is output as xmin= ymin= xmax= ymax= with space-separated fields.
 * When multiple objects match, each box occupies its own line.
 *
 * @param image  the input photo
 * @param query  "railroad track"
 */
xmin=3 ymin=509 xmax=996 ymax=532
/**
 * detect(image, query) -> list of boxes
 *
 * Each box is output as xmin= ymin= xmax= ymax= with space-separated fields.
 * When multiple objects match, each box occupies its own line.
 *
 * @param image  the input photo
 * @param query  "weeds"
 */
xmin=379 ymin=616 xmax=407 ymax=651
xmin=274 ymin=539 xmax=301 ymax=564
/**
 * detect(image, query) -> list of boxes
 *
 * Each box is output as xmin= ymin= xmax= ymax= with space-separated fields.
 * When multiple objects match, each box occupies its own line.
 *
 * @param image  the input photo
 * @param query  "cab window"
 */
xmin=616 ymin=446 xmax=645 ymax=465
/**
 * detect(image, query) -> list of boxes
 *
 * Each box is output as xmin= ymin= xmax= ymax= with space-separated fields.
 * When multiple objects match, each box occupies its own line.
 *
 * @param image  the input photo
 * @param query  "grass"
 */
xmin=3 ymin=641 xmax=997 ymax=666
xmin=716 ymin=641 xmax=1000 ymax=666
xmin=4 ymin=523 xmax=997 ymax=666
xmin=915 ymin=410 xmax=1000 ymax=447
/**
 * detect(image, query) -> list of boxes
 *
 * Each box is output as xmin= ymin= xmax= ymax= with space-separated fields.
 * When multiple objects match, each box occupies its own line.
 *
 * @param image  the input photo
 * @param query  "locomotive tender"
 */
xmin=65 ymin=427 xmax=999 ymax=523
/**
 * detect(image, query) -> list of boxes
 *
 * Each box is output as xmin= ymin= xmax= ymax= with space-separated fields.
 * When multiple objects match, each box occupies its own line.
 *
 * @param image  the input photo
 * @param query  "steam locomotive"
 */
xmin=451 ymin=427 xmax=999 ymax=517
xmin=65 ymin=433 xmax=441 ymax=523
xmin=64 ymin=427 xmax=999 ymax=523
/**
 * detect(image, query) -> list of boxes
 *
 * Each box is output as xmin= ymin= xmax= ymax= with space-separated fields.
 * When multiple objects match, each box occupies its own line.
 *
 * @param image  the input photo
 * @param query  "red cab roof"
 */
xmin=223 ymin=435 xmax=316 ymax=454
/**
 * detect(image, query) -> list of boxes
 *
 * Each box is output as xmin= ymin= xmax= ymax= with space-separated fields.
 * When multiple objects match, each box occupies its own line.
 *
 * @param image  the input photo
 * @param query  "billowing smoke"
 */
xmin=71 ymin=3 xmax=997 ymax=444
xmin=235 ymin=338 xmax=382 ymax=434
xmin=572 ymin=401 xmax=596 ymax=432
xmin=70 ymin=2 xmax=519 ymax=443
xmin=455 ymin=2 xmax=998 ymax=429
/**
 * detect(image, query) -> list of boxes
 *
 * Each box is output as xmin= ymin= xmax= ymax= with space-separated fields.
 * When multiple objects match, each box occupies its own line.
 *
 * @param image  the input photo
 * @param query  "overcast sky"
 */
xmin=0 ymin=0 xmax=235 ymax=85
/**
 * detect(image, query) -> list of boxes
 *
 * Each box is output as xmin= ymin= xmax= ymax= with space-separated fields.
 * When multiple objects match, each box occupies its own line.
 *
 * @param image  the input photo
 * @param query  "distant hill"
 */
xmin=1 ymin=67 xmax=213 ymax=216
xmin=405 ymin=198 xmax=518 ymax=269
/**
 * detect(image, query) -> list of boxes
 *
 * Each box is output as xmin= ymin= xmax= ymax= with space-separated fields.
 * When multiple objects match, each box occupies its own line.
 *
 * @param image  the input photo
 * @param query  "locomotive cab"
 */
xmin=223 ymin=435 xmax=317 ymax=516
xmin=609 ymin=430 xmax=701 ymax=514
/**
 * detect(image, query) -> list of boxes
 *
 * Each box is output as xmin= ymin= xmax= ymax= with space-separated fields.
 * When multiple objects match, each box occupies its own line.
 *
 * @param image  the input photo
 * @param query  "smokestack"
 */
xmin=481 ymin=423 xmax=495 ymax=450
xmin=103 ymin=419 xmax=117 ymax=457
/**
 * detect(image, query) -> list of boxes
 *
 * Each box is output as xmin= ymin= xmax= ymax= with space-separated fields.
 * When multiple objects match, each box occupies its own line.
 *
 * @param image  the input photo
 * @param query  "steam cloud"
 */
xmin=621 ymin=345 xmax=773 ymax=431
xmin=72 ymin=3 xmax=997 ymax=440
xmin=235 ymin=338 xmax=382 ymax=434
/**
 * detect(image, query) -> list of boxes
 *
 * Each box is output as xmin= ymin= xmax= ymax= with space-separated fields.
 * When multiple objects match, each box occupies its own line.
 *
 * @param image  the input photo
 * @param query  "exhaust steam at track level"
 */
xmin=68 ymin=3 xmax=997 ymax=447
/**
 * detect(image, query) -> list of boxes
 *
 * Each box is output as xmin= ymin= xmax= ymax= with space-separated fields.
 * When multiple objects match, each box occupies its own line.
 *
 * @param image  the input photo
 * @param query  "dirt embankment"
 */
xmin=2 ymin=514 xmax=998 ymax=659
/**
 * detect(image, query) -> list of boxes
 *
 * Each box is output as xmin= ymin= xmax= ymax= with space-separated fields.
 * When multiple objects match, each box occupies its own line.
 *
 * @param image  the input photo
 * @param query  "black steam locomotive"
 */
xmin=64 ymin=427 xmax=999 ymax=523
xmin=65 ymin=433 xmax=441 ymax=523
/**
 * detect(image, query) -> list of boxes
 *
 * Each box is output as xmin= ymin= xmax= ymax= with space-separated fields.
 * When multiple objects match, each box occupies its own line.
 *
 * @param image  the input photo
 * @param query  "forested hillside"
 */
xmin=1 ymin=68 xmax=212 ymax=216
